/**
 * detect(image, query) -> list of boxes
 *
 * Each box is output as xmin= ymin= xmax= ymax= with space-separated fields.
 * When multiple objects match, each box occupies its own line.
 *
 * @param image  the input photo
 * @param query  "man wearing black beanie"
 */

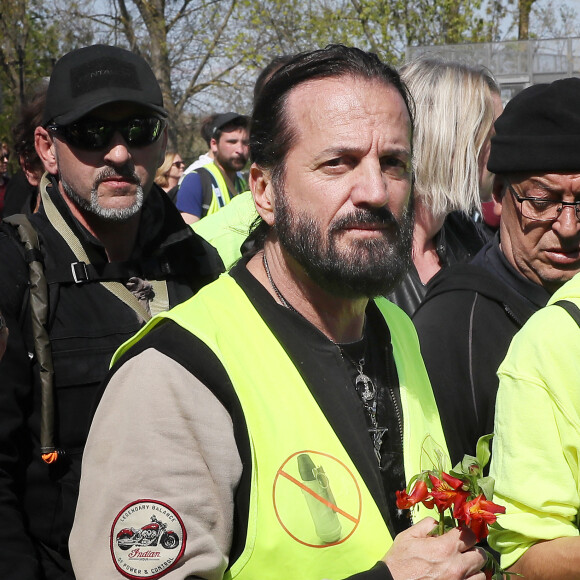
xmin=487 ymin=76 xmax=580 ymax=579
xmin=413 ymin=77 xmax=580 ymax=472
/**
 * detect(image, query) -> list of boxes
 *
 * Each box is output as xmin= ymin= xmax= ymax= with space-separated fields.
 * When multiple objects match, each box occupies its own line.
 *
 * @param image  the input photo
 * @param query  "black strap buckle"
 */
xmin=71 ymin=261 xmax=89 ymax=284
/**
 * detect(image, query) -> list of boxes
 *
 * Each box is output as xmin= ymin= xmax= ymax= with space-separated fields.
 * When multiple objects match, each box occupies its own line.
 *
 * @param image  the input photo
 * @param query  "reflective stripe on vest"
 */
xmin=113 ymin=275 xmax=449 ymax=579
xmin=202 ymin=162 xmax=247 ymax=216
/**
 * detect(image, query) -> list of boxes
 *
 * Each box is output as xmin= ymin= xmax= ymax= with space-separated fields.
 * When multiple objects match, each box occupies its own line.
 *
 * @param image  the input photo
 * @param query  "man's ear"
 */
xmin=492 ymin=176 xmax=505 ymax=217
xmin=210 ymin=137 xmax=219 ymax=155
xmin=35 ymin=127 xmax=58 ymax=175
xmin=250 ymin=163 xmax=275 ymax=226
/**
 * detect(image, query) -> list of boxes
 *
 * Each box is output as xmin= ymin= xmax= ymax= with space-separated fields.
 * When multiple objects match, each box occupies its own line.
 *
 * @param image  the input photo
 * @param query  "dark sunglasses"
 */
xmin=47 ymin=116 xmax=166 ymax=151
xmin=172 ymin=161 xmax=185 ymax=168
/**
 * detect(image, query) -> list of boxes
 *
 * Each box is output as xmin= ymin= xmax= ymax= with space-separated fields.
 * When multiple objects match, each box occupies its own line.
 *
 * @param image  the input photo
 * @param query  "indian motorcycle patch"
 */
xmin=110 ymin=499 xmax=186 ymax=579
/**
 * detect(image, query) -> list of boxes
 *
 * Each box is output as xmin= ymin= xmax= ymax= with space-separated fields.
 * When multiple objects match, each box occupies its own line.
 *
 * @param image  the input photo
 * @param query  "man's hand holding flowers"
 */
xmin=394 ymin=435 xmax=511 ymax=580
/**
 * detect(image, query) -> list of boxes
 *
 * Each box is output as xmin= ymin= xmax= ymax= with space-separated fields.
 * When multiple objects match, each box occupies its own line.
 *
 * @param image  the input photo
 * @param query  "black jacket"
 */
xmin=0 ymin=176 xmax=223 ymax=579
xmin=2 ymin=171 xmax=38 ymax=218
xmin=412 ymin=236 xmax=550 ymax=465
xmin=387 ymin=212 xmax=490 ymax=317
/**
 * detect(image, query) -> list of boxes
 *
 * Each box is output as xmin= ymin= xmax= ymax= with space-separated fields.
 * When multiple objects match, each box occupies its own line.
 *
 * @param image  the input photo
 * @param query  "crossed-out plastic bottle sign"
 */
xmin=273 ymin=450 xmax=362 ymax=547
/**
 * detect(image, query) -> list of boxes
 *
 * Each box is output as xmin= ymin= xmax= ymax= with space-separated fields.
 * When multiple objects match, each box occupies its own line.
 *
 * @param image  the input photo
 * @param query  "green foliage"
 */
xmin=0 ymin=0 xmax=574 ymax=158
xmin=476 ymin=432 xmax=494 ymax=468
xmin=0 ymin=0 xmax=96 ymax=156
xmin=449 ymin=433 xmax=495 ymax=500
xmin=0 ymin=1 xmax=54 ymax=143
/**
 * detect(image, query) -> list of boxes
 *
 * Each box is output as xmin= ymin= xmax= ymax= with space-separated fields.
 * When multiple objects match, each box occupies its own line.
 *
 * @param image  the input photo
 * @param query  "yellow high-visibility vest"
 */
xmin=201 ymin=162 xmax=247 ymax=216
xmin=113 ymin=274 xmax=448 ymax=579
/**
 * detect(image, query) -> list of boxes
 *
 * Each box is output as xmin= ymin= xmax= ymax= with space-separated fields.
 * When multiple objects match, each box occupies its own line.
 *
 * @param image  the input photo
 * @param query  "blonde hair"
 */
xmin=154 ymin=151 xmax=177 ymax=188
xmin=401 ymin=57 xmax=499 ymax=219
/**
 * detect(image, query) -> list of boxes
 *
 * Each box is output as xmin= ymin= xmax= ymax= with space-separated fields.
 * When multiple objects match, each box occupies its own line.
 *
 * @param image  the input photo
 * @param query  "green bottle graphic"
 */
xmin=298 ymin=453 xmax=342 ymax=543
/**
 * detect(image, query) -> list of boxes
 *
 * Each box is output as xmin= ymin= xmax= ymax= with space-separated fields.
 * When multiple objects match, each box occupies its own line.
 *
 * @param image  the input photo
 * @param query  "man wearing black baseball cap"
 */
xmin=177 ymin=111 xmax=249 ymax=223
xmin=0 ymin=44 xmax=222 ymax=579
xmin=413 ymin=77 xmax=580 ymax=469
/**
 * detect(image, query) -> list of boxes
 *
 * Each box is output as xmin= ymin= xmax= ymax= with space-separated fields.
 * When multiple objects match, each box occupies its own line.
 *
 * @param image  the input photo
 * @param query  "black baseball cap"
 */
xmin=43 ymin=44 xmax=168 ymax=126
xmin=211 ymin=112 xmax=249 ymax=136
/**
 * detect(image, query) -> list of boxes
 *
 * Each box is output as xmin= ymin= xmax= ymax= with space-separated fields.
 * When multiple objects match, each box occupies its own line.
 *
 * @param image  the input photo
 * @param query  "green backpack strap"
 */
xmin=3 ymin=213 xmax=58 ymax=463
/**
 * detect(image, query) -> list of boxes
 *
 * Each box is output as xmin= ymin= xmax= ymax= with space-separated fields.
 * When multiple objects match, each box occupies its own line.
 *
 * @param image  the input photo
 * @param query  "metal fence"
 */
xmin=406 ymin=37 xmax=580 ymax=100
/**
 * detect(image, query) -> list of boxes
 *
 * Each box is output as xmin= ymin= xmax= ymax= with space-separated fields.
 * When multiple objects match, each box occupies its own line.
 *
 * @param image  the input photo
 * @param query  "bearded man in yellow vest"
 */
xmin=177 ymin=112 xmax=249 ymax=224
xmin=70 ymin=45 xmax=487 ymax=580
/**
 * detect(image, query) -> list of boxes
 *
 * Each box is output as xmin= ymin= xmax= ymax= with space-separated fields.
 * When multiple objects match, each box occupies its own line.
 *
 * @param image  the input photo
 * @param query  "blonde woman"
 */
xmin=154 ymin=151 xmax=185 ymax=202
xmin=387 ymin=57 xmax=503 ymax=315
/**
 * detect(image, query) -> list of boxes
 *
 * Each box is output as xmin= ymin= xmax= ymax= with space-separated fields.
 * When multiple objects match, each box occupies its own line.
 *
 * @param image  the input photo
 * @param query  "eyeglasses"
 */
xmin=47 ymin=116 xmax=166 ymax=151
xmin=1 ymin=153 xmax=9 ymax=161
xmin=507 ymin=181 xmax=580 ymax=222
xmin=172 ymin=161 xmax=185 ymax=169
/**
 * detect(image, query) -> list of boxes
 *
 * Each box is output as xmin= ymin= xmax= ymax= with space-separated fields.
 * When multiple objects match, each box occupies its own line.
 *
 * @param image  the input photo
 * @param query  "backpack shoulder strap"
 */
xmin=195 ymin=166 xmax=219 ymax=216
xmin=554 ymin=299 xmax=580 ymax=327
xmin=2 ymin=213 xmax=59 ymax=463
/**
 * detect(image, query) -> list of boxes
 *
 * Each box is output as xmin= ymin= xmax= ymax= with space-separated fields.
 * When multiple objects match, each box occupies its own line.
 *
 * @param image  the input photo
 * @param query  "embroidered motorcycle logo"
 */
xmin=111 ymin=500 xmax=186 ymax=580
xmin=116 ymin=515 xmax=180 ymax=551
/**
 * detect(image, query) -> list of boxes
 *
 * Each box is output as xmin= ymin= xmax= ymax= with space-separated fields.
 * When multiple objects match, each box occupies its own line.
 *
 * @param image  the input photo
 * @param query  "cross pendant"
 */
xmin=369 ymin=426 xmax=388 ymax=464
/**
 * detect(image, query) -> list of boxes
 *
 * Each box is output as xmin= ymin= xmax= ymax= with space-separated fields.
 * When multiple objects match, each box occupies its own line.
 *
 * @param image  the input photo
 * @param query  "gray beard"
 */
xmin=61 ymin=177 xmax=144 ymax=222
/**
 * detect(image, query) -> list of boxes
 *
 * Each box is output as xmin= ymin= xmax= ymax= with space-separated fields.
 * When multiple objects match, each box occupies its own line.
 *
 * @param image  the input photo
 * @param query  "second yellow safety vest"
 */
xmin=202 ymin=162 xmax=247 ymax=216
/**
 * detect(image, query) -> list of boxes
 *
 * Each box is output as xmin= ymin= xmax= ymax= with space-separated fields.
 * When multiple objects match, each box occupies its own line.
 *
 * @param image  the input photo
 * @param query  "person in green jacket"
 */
xmin=490 ymin=273 xmax=580 ymax=579
xmin=487 ymin=78 xmax=580 ymax=579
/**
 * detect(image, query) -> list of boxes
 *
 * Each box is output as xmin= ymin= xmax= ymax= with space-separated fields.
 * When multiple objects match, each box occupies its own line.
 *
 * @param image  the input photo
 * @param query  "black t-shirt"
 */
xmin=339 ymin=322 xmax=410 ymax=535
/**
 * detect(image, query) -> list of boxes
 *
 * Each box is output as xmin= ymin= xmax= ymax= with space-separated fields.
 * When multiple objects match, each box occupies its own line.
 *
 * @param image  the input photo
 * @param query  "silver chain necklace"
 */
xmin=262 ymin=251 xmax=386 ymax=464
xmin=262 ymin=252 xmax=297 ymax=312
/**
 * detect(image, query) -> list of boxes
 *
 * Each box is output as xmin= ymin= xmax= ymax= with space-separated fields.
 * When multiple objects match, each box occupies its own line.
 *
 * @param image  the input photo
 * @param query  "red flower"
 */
xmin=429 ymin=472 xmax=469 ymax=516
xmin=460 ymin=494 xmax=506 ymax=541
xmin=396 ymin=479 xmax=431 ymax=509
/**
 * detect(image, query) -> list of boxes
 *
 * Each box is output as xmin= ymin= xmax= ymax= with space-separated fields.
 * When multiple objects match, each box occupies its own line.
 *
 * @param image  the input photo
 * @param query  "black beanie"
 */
xmin=488 ymin=77 xmax=580 ymax=174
